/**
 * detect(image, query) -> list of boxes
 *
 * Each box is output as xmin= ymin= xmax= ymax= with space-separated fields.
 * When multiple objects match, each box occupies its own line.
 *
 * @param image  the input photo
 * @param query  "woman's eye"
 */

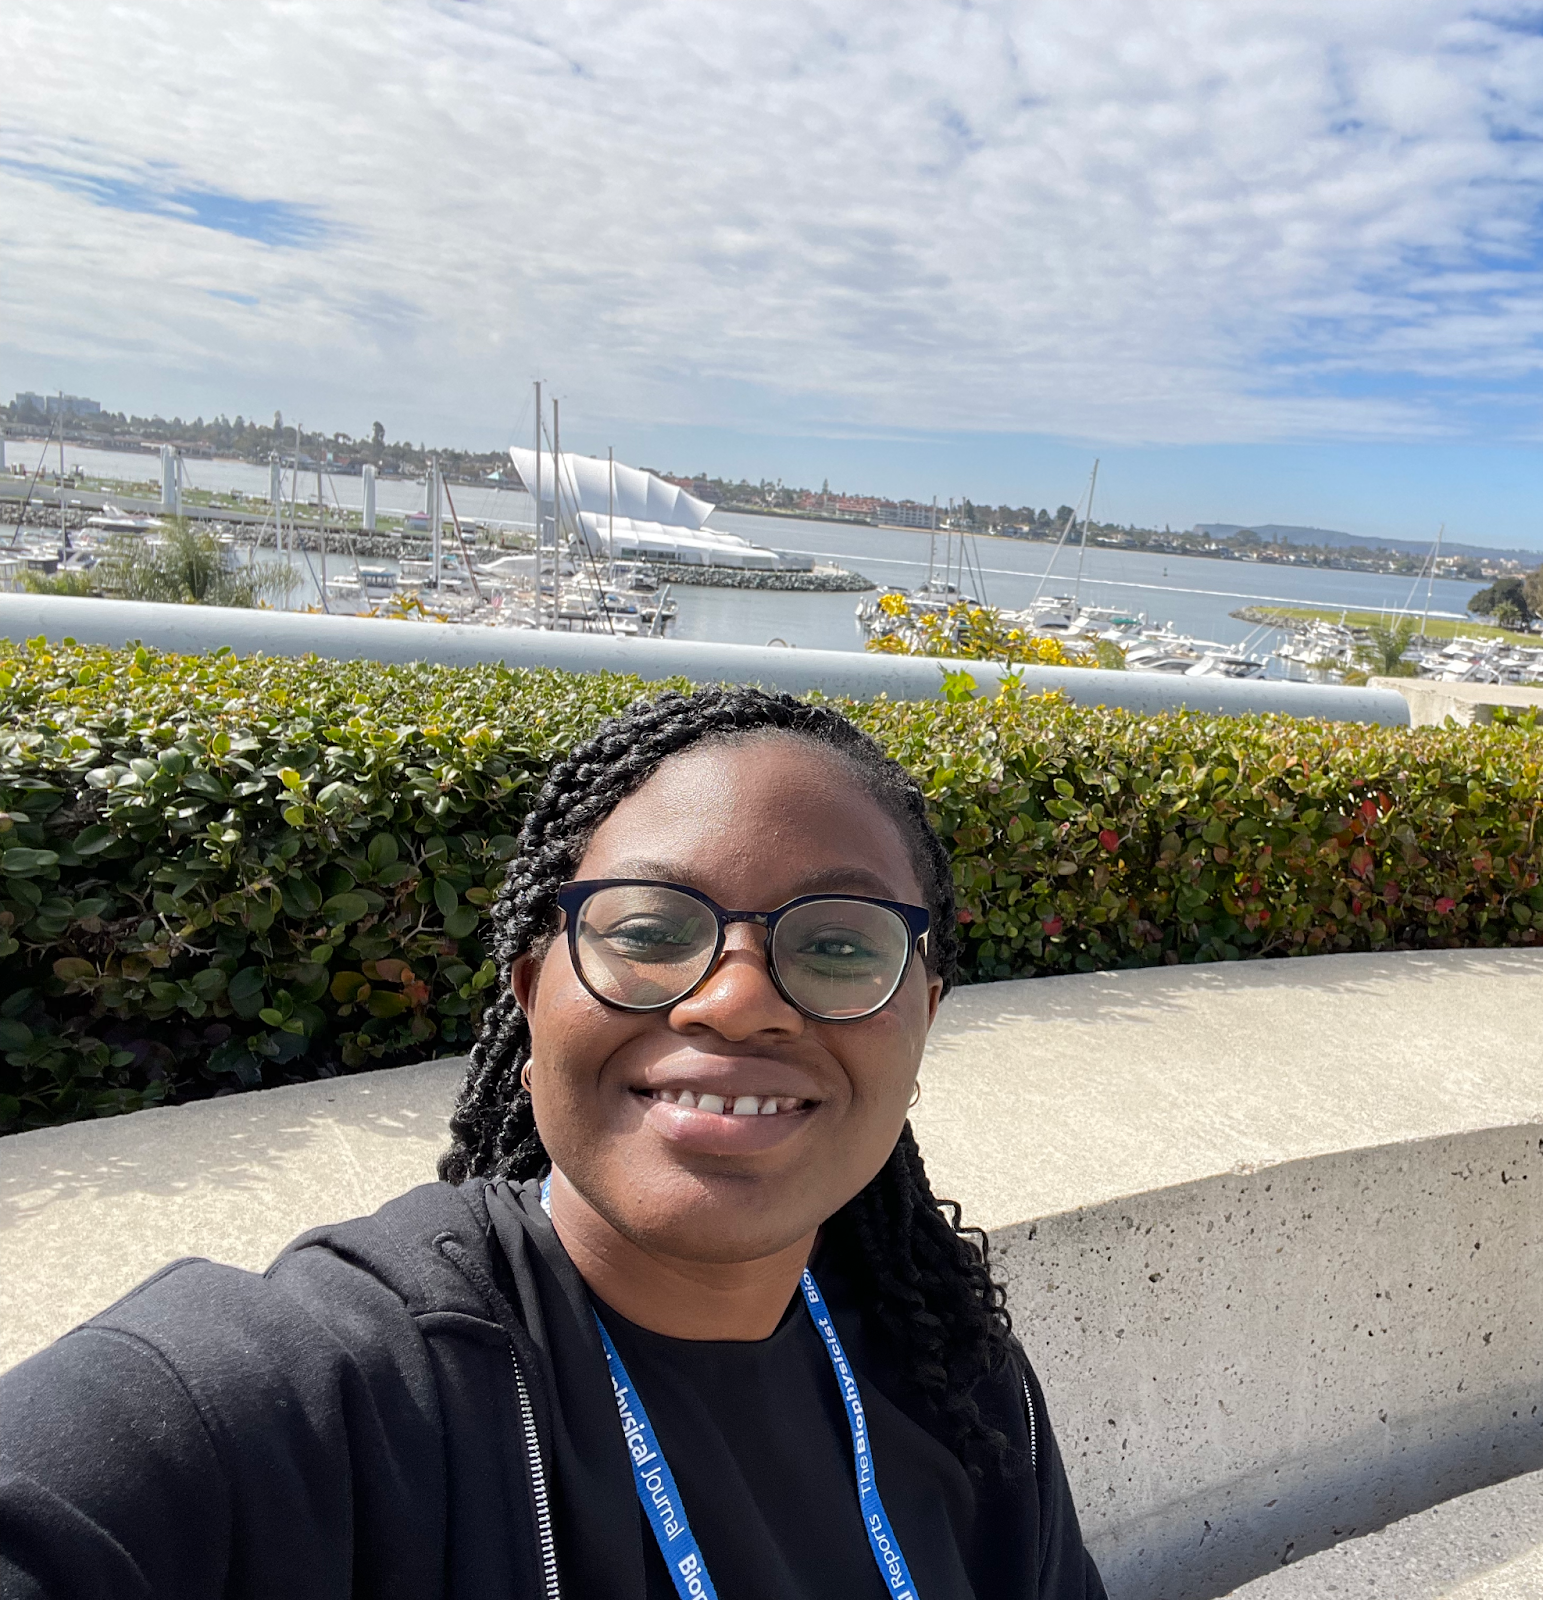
xmin=795 ymin=931 xmax=880 ymax=962
xmin=598 ymin=916 xmax=702 ymax=956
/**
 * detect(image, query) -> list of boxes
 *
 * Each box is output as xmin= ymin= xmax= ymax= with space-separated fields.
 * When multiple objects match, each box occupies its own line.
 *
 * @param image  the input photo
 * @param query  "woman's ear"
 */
xmin=511 ymin=951 xmax=542 ymax=1015
xmin=924 ymin=975 xmax=943 ymax=1029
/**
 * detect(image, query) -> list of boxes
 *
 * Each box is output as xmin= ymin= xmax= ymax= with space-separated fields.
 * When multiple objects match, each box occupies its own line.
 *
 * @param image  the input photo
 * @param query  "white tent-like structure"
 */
xmin=507 ymin=447 xmax=811 ymax=571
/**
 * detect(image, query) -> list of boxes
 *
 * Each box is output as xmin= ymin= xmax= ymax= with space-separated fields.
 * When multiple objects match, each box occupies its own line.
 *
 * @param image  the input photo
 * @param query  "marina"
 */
xmin=0 ymin=439 xmax=1516 ymax=677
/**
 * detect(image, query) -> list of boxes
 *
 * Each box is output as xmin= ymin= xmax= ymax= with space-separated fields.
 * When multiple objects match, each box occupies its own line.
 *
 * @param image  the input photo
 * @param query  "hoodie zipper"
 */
xmin=1022 ymin=1376 xmax=1039 ymax=1475
xmin=509 ymin=1346 xmax=562 ymax=1600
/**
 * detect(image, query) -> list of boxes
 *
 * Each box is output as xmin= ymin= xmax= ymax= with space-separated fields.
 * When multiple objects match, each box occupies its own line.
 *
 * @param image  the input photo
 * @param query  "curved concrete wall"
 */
xmin=3 ymin=949 xmax=1539 ymax=1597
xmin=910 ymin=950 xmax=1543 ymax=1598
xmin=0 ymin=592 xmax=1410 ymax=723
xmin=1008 ymin=1127 xmax=1543 ymax=1597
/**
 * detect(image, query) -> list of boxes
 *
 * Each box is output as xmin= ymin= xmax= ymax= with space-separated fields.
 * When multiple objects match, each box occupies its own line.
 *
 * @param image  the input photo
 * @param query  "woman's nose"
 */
xmin=669 ymin=925 xmax=803 ymax=1037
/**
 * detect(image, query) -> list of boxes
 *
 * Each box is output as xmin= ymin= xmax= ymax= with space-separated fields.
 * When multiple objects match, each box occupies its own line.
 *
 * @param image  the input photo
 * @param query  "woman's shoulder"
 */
xmin=0 ymin=1179 xmax=532 ymax=1599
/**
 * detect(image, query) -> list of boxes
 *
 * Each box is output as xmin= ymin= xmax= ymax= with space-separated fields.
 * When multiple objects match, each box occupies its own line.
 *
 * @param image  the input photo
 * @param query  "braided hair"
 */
xmin=440 ymin=685 xmax=1019 ymax=1474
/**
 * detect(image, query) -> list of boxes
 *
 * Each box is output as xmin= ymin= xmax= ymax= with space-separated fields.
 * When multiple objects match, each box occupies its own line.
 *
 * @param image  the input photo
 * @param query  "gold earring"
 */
xmin=908 ymin=1080 xmax=922 ymax=1108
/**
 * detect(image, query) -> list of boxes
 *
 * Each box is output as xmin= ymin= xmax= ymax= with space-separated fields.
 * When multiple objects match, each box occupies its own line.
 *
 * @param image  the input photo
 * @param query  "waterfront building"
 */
xmin=878 ymin=500 xmax=938 ymax=529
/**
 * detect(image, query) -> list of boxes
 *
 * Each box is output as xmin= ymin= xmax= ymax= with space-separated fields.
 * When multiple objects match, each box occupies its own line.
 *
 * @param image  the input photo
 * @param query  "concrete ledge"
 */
xmin=4 ymin=949 xmax=1542 ymax=1597
xmin=1369 ymin=676 xmax=1543 ymax=727
xmin=0 ymin=1059 xmax=463 ymax=1371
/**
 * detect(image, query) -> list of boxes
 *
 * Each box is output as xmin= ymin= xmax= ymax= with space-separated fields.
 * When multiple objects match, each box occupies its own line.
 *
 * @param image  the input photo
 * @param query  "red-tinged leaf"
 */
xmin=1435 ymin=897 xmax=1456 ymax=915
xmin=1042 ymin=916 xmax=1063 ymax=936
xmin=1099 ymin=829 xmax=1120 ymax=851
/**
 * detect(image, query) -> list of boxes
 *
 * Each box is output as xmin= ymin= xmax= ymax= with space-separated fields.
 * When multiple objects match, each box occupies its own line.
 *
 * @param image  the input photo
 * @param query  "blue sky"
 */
xmin=5 ymin=1 xmax=1543 ymax=548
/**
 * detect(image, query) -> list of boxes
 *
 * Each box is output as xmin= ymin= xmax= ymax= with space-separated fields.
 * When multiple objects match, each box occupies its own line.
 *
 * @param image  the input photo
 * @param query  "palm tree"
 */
xmin=94 ymin=521 xmax=295 ymax=608
xmin=1356 ymin=618 xmax=1418 ymax=677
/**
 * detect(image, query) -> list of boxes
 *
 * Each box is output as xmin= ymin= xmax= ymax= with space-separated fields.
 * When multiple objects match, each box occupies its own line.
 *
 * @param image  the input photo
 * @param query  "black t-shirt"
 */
xmin=593 ymin=1276 xmax=993 ymax=1600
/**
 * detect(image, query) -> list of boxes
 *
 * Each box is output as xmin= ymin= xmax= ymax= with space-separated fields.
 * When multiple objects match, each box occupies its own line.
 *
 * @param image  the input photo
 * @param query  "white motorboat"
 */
xmin=84 ymin=504 xmax=165 ymax=535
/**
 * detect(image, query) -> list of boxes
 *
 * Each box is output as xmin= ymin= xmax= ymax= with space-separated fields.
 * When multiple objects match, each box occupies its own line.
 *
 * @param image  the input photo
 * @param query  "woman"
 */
xmin=0 ymin=685 xmax=1105 ymax=1599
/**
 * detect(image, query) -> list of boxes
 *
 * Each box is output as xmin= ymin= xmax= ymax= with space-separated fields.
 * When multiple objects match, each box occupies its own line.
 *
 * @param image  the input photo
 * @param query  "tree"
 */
xmin=1467 ymin=576 xmax=1532 ymax=624
xmin=372 ymin=421 xmax=386 ymax=451
xmin=1525 ymin=565 xmax=1543 ymax=618
xmin=1356 ymin=617 xmax=1418 ymax=677
xmin=94 ymin=522 xmax=296 ymax=608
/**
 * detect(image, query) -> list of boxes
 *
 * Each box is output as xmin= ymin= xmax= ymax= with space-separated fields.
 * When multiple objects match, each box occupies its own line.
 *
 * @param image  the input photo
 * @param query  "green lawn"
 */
xmin=1249 ymin=605 xmax=1541 ymax=650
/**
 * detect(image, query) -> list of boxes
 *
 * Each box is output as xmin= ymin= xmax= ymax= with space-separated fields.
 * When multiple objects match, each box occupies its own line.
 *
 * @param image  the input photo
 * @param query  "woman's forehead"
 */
xmin=576 ymin=738 xmax=920 ymax=899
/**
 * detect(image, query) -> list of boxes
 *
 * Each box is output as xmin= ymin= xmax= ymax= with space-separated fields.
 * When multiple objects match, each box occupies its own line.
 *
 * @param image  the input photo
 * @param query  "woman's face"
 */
xmin=513 ymin=736 xmax=944 ymax=1265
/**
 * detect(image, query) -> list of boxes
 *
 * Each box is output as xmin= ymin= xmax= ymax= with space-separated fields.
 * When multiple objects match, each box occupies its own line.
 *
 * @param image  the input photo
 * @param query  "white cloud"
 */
xmin=3 ymin=0 xmax=1543 ymax=445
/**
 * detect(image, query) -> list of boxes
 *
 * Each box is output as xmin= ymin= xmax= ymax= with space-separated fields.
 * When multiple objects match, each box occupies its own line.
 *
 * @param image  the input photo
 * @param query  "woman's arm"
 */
xmin=1 ymin=1281 xmax=232 ymax=1598
xmin=0 ymin=1250 xmax=448 ymax=1600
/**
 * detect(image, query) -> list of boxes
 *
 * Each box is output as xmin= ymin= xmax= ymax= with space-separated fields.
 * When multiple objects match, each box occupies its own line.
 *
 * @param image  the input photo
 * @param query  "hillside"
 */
xmin=1193 ymin=523 xmax=1539 ymax=565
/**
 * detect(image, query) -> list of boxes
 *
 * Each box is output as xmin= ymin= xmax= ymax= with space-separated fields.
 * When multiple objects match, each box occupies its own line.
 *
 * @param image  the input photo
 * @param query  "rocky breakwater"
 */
xmin=651 ymin=561 xmax=873 ymax=592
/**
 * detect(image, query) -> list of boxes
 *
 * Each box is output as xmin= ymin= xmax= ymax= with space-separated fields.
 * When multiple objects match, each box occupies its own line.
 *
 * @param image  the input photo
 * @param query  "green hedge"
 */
xmin=0 ymin=638 xmax=1539 ymax=1132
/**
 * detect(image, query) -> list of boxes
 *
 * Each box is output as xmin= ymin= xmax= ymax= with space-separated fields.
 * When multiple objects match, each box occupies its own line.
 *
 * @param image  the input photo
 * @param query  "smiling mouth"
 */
xmin=640 ymin=1088 xmax=812 ymax=1117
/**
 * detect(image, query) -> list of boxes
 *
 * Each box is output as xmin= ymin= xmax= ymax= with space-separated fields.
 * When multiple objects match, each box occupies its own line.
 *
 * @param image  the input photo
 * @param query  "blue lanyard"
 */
xmin=541 ymin=1179 xmax=921 ymax=1600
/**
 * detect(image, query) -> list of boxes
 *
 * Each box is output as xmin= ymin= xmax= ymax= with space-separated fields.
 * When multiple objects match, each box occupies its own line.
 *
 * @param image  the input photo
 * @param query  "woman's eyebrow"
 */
xmin=593 ymin=862 xmax=903 ymax=898
xmin=591 ymin=859 xmax=692 ymax=883
xmin=789 ymin=865 xmax=898 ymax=897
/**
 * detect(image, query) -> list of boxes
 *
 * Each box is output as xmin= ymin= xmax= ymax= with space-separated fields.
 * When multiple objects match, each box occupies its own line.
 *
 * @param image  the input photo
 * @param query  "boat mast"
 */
xmin=441 ymin=476 xmax=484 ymax=604
xmin=552 ymin=396 xmax=561 ymax=616
xmin=533 ymin=379 xmax=543 ymax=628
xmin=430 ymin=455 xmax=441 ymax=591
xmin=57 ymin=391 xmax=65 ymax=553
xmin=1420 ymin=524 xmax=1444 ymax=639
xmin=317 ymin=465 xmax=327 ymax=601
xmin=1071 ymin=458 xmax=1100 ymax=614
xmin=608 ymin=445 xmax=614 ymax=565
xmin=288 ymin=422 xmax=301 ymax=603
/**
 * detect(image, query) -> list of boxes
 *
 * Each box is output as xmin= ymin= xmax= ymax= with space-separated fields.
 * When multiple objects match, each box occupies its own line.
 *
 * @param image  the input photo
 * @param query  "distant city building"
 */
xmin=661 ymin=475 xmax=722 ymax=503
xmin=14 ymin=392 xmax=102 ymax=418
xmin=877 ymin=500 xmax=937 ymax=529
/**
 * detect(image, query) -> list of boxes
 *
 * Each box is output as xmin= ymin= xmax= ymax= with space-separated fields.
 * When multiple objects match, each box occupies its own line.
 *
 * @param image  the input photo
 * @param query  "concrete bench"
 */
xmin=4 ymin=948 xmax=1542 ymax=1599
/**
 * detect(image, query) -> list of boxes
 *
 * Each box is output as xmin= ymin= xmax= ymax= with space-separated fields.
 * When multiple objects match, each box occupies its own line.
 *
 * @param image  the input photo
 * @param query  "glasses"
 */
xmin=555 ymin=879 xmax=931 ymax=1023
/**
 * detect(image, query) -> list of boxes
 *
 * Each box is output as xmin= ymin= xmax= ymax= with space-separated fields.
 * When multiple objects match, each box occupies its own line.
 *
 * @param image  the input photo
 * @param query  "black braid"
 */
xmin=440 ymin=685 xmax=1019 ymax=1475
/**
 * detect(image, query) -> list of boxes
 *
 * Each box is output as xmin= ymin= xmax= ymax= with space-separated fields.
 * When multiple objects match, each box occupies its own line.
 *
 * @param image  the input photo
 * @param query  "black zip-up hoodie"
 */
xmin=0 ymin=1179 xmax=1105 ymax=1599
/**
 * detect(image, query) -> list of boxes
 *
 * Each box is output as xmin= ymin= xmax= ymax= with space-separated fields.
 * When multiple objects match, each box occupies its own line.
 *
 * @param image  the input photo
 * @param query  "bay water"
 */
xmin=27 ymin=444 xmax=1487 ymax=661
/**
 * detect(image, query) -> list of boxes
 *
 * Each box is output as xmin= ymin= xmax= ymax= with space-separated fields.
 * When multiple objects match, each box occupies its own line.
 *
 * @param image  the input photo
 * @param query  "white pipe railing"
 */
xmin=0 ymin=594 xmax=1411 ymax=725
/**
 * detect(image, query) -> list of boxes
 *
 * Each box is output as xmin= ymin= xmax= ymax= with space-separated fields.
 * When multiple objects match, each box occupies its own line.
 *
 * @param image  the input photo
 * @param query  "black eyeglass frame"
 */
xmin=554 ymin=878 xmax=932 ymax=1023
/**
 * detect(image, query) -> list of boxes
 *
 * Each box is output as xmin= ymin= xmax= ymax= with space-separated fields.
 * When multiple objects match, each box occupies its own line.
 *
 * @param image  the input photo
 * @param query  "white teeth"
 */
xmin=656 ymin=1089 xmax=806 ymax=1116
